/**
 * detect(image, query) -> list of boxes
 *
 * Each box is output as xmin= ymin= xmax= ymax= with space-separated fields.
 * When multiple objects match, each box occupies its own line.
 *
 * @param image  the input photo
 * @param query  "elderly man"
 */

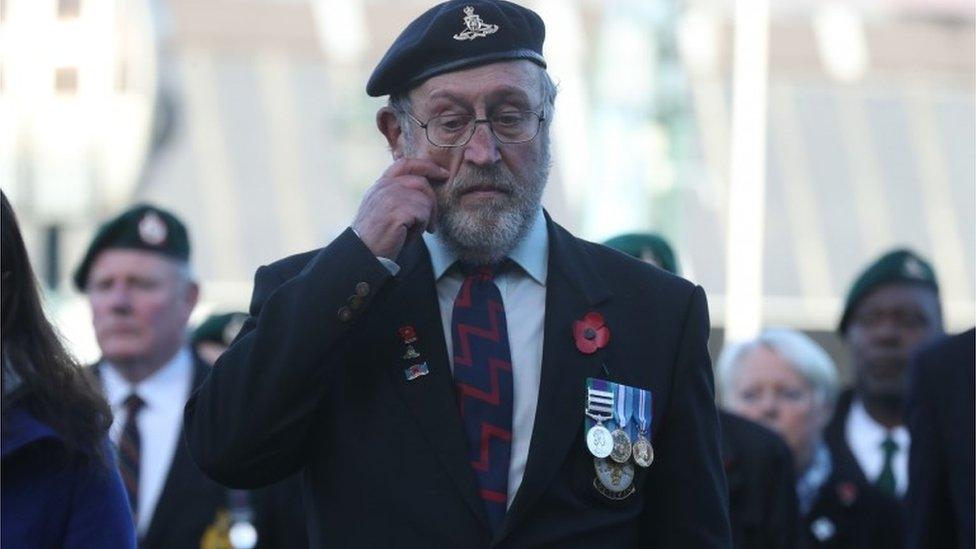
xmin=825 ymin=249 xmax=944 ymax=499
xmin=184 ymin=2 xmax=730 ymax=547
xmin=76 ymin=204 xmax=302 ymax=549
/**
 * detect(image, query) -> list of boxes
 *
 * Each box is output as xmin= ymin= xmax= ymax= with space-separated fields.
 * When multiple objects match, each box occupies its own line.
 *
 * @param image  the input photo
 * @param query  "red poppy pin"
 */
xmin=836 ymin=481 xmax=858 ymax=506
xmin=573 ymin=312 xmax=610 ymax=354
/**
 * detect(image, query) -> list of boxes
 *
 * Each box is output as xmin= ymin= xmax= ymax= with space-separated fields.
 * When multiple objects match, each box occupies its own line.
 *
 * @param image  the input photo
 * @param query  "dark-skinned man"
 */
xmin=183 ymin=2 xmax=731 ymax=547
xmin=825 ymin=249 xmax=944 ymax=500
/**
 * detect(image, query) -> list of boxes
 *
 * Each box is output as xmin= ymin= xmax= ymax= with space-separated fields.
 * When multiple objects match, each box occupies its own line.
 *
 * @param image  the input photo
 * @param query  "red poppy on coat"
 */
xmin=573 ymin=312 xmax=610 ymax=354
xmin=398 ymin=325 xmax=418 ymax=344
xmin=836 ymin=481 xmax=858 ymax=506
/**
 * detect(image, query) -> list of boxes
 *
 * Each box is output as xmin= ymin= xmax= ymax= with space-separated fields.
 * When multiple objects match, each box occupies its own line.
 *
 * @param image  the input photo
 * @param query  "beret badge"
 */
xmin=453 ymin=6 xmax=499 ymax=41
xmin=902 ymin=257 xmax=927 ymax=280
xmin=138 ymin=211 xmax=168 ymax=246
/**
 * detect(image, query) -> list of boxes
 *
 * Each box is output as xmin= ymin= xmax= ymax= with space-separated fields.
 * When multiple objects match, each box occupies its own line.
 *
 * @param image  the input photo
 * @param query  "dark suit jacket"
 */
xmin=184 ymin=217 xmax=731 ymax=548
xmin=720 ymin=411 xmax=798 ymax=549
xmin=823 ymin=390 xmax=868 ymax=487
xmin=905 ymin=328 xmax=975 ymax=549
xmin=95 ymin=356 xmax=307 ymax=549
xmin=802 ymin=471 xmax=903 ymax=549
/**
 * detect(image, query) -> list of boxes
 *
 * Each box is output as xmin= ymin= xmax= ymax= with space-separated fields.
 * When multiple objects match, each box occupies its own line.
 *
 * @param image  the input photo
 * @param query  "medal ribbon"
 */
xmin=634 ymin=389 xmax=652 ymax=433
xmin=615 ymin=384 xmax=630 ymax=429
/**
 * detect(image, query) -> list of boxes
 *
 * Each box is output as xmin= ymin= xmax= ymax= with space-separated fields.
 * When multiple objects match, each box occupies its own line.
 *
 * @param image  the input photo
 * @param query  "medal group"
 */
xmin=585 ymin=378 xmax=654 ymax=500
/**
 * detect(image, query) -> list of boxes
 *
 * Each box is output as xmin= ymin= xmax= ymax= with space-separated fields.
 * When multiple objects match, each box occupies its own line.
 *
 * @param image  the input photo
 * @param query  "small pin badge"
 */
xmin=398 ymin=325 xmax=418 ymax=344
xmin=453 ymin=6 xmax=499 ymax=41
xmin=138 ymin=211 xmax=168 ymax=246
xmin=404 ymin=362 xmax=429 ymax=381
xmin=402 ymin=345 xmax=421 ymax=360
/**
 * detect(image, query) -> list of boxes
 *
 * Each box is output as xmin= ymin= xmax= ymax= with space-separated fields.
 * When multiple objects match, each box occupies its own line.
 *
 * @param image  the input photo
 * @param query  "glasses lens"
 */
xmin=427 ymin=114 xmax=474 ymax=147
xmin=491 ymin=111 xmax=539 ymax=143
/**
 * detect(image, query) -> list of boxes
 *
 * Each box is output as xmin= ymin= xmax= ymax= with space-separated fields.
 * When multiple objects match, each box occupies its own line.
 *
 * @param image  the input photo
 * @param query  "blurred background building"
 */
xmin=1 ymin=0 xmax=973 ymax=374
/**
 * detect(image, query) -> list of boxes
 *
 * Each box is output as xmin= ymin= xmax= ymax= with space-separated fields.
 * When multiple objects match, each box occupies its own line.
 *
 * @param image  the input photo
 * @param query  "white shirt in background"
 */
xmin=845 ymin=398 xmax=911 ymax=496
xmin=101 ymin=347 xmax=194 ymax=535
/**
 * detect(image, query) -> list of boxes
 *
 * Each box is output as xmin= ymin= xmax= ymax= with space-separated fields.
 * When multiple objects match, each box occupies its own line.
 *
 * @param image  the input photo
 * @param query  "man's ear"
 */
xmin=377 ymin=107 xmax=405 ymax=160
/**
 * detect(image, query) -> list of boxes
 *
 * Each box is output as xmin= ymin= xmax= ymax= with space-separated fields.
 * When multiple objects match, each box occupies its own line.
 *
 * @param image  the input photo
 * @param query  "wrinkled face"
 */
xmin=726 ymin=346 xmax=830 ymax=463
xmin=401 ymin=60 xmax=551 ymax=265
xmin=846 ymin=283 xmax=942 ymax=401
xmin=87 ymin=249 xmax=197 ymax=368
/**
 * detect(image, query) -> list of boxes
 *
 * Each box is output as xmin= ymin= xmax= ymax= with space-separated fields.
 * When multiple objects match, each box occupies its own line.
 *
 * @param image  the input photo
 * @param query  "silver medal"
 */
xmin=632 ymin=434 xmax=654 ymax=468
xmin=586 ymin=423 xmax=613 ymax=458
xmin=610 ymin=428 xmax=632 ymax=463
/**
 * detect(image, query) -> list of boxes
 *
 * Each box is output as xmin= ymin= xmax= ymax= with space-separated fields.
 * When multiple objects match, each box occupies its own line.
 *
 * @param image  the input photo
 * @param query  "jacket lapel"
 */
xmin=144 ymin=356 xmax=219 ymax=545
xmin=378 ymin=238 xmax=489 ymax=529
xmin=497 ymin=217 xmax=612 ymax=541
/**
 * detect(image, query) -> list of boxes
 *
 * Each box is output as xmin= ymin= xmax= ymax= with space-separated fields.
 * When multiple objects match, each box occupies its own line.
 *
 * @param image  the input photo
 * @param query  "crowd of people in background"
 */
xmin=0 ymin=1 xmax=972 ymax=547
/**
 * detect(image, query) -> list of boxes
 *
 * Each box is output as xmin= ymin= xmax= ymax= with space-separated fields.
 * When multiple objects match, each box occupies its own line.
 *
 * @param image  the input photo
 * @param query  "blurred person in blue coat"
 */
xmin=1 ymin=190 xmax=136 ymax=548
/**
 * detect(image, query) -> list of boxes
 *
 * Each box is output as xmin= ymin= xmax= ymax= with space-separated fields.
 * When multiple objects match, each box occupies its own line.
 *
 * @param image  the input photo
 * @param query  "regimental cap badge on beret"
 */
xmin=902 ymin=256 xmax=927 ymax=280
xmin=138 ymin=211 xmax=168 ymax=246
xmin=454 ymin=6 xmax=499 ymax=41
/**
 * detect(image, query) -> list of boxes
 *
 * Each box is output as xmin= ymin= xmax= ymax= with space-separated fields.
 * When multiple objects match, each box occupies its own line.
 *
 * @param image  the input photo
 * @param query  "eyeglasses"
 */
xmin=407 ymin=110 xmax=546 ymax=148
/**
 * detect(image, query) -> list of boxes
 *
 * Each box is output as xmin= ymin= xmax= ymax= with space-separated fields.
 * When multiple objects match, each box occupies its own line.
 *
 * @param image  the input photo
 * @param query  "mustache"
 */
xmin=448 ymin=166 xmax=516 ymax=195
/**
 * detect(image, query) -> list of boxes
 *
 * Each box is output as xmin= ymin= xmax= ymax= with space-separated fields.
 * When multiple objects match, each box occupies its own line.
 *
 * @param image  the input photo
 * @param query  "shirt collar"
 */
xmin=101 ymin=347 xmax=193 ymax=412
xmin=422 ymin=207 xmax=548 ymax=285
xmin=850 ymin=398 xmax=910 ymax=446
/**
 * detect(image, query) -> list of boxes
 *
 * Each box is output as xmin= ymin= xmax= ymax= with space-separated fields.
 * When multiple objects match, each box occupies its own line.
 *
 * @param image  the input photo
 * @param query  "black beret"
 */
xmin=193 ymin=312 xmax=248 ymax=346
xmin=602 ymin=233 xmax=679 ymax=275
xmin=73 ymin=204 xmax=190 ymax=291
xmin=838 ymin=248 xmax=939 ymax=334
xmin=367 ymin=0 xmax=546 ymax=97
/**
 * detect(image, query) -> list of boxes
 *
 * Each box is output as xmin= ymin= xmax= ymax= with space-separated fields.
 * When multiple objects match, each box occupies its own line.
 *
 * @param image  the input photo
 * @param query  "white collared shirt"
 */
xmin=845 ymin=398 xmax=911 ymax=496
xmin=101 ymin=347 xmax=194 ymax=534
xmin=422 ymin=208 xmax=548 ymax=509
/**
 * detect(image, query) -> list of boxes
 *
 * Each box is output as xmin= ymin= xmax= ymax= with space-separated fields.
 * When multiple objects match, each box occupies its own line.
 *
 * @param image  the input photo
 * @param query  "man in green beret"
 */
xmin=824 ymin=249 xmax=944 ymax=499
xmin=77 ymin=204 xmax=307 ymax=549
xmin=602 ymin=232 xmax=678 ymax=275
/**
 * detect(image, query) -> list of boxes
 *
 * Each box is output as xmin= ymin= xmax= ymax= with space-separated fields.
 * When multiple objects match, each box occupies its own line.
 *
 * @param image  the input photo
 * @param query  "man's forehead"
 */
xmin=412 ymin=61 xmax=543 ymax=104
xmin=856 ymin=283 xmax=939 ymax=311
xmin=89 ymin=248 xmax=178 ymax=277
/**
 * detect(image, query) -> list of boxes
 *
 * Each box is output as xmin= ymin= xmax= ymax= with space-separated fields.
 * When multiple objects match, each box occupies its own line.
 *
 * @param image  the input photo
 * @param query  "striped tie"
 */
xmin=118 ymin=394 xmax=145 ymax=519
xmin=451 ymin=262 xmax=514 ymax=533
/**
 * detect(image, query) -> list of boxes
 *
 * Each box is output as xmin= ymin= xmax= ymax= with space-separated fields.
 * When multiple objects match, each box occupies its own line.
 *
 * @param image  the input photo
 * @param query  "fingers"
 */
xmin=383 ymin=158 xmax=450 ymax=183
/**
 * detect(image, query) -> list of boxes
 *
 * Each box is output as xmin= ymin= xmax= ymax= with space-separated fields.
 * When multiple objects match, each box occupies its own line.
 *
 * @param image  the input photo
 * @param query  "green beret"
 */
xmin=73 ymin=204 xmax=190 ymax=291
xmin=602 ymin=233 xmax=679 ymax=275
xmin=838 ymin=248 xmax=939 ymax=334
xmin=193 ymin=312 xmax=248 ymax=347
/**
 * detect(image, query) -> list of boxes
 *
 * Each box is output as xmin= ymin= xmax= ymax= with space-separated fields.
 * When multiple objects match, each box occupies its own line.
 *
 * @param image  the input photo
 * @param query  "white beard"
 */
xmin=434 ymin=144 xmax=550 ymax=266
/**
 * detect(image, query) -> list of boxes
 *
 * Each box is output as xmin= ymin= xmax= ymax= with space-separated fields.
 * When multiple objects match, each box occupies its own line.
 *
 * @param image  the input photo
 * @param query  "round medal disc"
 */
xmin=228 ymin=521 xmax=258 ymax=549
xmin=632 ymin=435 xmax=654 ymax=467
xmin=586 ymin=424 xmax=613 ymax=458
xmin=593 ymin=457 xmax=636 ymax=493
xmin=610 ymin=428 xmax=632 ymax=463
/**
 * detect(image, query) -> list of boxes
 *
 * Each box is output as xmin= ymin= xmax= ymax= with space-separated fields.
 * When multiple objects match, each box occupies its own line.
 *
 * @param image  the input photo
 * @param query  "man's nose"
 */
xmin=462 ymin=121 xmax=501 ymax=166
xmin=104 ymin=285 xmax=133 ymax=314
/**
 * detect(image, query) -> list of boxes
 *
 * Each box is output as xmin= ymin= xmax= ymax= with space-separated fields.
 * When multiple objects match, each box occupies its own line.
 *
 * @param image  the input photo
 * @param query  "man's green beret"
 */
xmin=73 ymin=203 xmax=190 ymax=291
xmin=838 ymin=248 xmax=939 ymax=334
xmin=192 ymin=312 xmax=248 ymax=347
xmin=602 ymin=233 xmax=679 ymax=275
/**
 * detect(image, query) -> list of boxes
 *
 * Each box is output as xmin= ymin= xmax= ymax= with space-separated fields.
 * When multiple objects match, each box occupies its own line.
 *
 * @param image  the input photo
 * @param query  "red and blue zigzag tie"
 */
xmin=451 ymin=263 xmax=514 ymax=533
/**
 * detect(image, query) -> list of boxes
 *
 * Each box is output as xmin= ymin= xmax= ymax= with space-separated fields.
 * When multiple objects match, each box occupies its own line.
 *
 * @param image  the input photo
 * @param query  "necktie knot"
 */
xmin=458 ymin=260 xmax=511 ymax=282
xmin=881 ymin=436 xmax=898 ymax=456
xmin=124 ymin=394 xmax=145 ymax=416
